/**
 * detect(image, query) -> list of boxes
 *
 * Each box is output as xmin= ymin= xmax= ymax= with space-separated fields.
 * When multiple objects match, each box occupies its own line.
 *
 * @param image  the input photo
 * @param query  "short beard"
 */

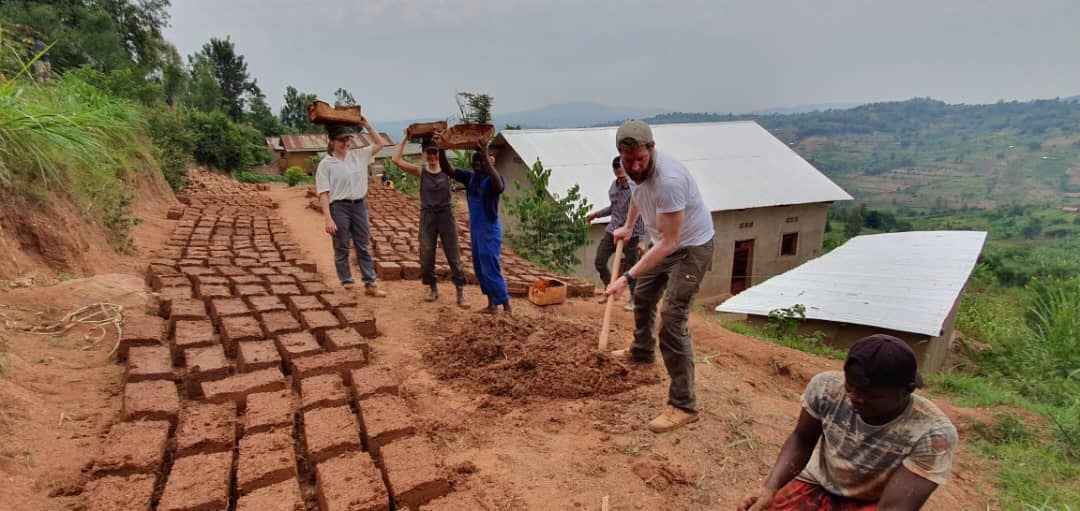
xmin=628 ymin=148 xmax=656 ymax=184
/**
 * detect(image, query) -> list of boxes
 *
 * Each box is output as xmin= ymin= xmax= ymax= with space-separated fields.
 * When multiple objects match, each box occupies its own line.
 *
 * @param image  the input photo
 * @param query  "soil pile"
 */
xmin=423 ymin=313 xmax=659 ymax=399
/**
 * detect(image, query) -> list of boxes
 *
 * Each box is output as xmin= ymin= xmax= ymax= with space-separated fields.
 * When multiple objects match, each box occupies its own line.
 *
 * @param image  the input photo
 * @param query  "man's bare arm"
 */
xmin=875 ymin=467 xmax=938 ymax=511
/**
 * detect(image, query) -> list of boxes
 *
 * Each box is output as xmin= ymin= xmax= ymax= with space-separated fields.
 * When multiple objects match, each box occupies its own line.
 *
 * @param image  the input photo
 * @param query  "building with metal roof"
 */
xmin=490 ymin=121 xmax=853 ymax=296
xmin=714 ymin=230 xmax=988 ymax=371
xmin=267 ymin=132 xmax=397 ymax=173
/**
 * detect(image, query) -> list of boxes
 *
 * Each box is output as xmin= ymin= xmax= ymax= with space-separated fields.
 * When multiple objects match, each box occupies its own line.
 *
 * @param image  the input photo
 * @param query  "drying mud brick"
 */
xmin=247 ymin=294 xmax=287 ymax=314
xmin=316 ymin=451 xmax=389 ymax=511
xmin=419 ymin=492 xmax=486 ymax=511
xmin=80 ymin=473 xmax=157 ymax=511
xmin=157 ymin=451 xmax=232 ymax=511
xmin=220 ymin=314 xmax=264 ymax=353
xmin=202 ymin=367 xmax=286 ymax=406
xmin=266 ymin=274 xmax=296 ymax=285
xmin=123 ymin=380 xmax=180 ymax=423
xmin=237 ymin=340 xmax=283 ymax=372
xmin=230 ymin=274 xmax=264 ymax=286
xmin=172 ymin=319 xmax=215 ymax=360
xmin=176 ymin=401 xmax=237 ymax=457
xmin=350 ymin=365 xmax=399 ymax=401
xmin=260 ymin=310 xmax=303 ymax=336
xmin=157 ymin=286 xmax=194 ymax=317
xmin=299 ymin=309 xmax=341 ymax=331
xmin=209 ymin=297 xmax=250 ymax=323
xmin=299 ymin=281 xmax=332 ymax=295
xmin=269 ymin=283 xmax=301 ymax=296
xmin=183 ymin=344 xmax=231 ymax=397
xmin=320 ymin=327 xmax=369 ymax=353
xmin=357 ymin=395 xmax=416 ymax=452
xmin=334 ymin=307 xmax=377 ymax=337
xmin=243 ymin=389 xmax=293 ymax=435
xmin=399 ymin=261 xmax=422 ymax=280
xmin=197 ymin=284 xmax=232 ymax=300
xmin=89 ymin=420 xmax=170 ymax=476
xmin=374 ymin=261 xmax=402 ymax=281
xmin=275 ymin=331 xmax=323 ymax=360
xmin=290 ymin=348 xmax=367 ymax=380
xmin=117 ymin=315 xmax=165 ymax=360
xmin=319 ymin=293 xmax=357 ymax=309
xmin=235 ymin=283 xmax=270 ymax=297
xmin=296 ymin=259 xmax=317 ymax=273
xmin=303 ymin=406 xmax=362 ymax=463
xmin=168 ymin=300 xmax=208 ymax=328
xmin=237 ymin=428 xmax=297 ymax=494
xmin=300 ymin=374 xmax=349 ymax=411
xmin=285 ymin=295 xmax=323 ymax=316
xmin=236 ymin=478 xmax=306 ymax=511
xmin=381 ymin=436 xmax=450 ymax=509
xmin=125 ymin=345 xmax=173 ymax=382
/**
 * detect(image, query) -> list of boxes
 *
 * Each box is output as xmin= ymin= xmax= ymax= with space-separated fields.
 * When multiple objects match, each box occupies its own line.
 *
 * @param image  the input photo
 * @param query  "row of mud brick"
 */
xmin=82 ymin=175 xmax=475 ymax=510
xmin=300 ymin=184 xmax=596 ymax=297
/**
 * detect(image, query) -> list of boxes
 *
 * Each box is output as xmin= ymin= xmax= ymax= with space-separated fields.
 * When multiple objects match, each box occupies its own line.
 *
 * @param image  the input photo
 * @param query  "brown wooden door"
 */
xmin=731 ymin=239 xmax=754 ymax=294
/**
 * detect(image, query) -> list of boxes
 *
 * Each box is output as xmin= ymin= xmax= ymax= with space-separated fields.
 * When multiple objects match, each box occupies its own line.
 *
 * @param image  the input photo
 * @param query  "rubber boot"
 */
xmin=455 ymin=286 xmax=471 ymax=309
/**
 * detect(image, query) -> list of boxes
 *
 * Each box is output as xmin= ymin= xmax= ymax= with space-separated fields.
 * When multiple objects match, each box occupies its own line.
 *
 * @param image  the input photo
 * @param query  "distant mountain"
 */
xmin=372 ymin=101 xmax=667 ymax=139
xmin=748 ymin=101 xmax=866 ymax=115
xmin=495 ymin=101 xmax=667 ymax=129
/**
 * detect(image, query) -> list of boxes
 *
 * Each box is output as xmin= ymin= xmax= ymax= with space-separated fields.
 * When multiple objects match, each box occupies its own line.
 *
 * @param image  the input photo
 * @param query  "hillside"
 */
xmin=639 ymin=98 xmax=1080 ymax=209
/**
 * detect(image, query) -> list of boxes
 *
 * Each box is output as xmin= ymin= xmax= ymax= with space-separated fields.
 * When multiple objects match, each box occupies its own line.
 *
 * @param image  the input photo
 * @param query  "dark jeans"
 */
xmin=330 ymin=199 xmax=376 ymax=285
xmin=419 ymin=206 xmax=467 ymax=287
xmin=629 ymin=239 xmax=714 ymax=412
xmin=595 ymin=233 xmax=641 ymax=294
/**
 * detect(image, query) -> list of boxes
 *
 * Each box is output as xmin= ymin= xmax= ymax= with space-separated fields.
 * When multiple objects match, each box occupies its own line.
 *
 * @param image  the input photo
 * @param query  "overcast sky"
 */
xmin=164 ymin=0 xmax=1079 ymax=122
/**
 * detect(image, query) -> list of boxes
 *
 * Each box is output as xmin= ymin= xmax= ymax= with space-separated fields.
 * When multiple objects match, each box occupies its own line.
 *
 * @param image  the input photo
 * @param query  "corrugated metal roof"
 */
xmin=715 ymin=231 xmax=988 ymax=336
xmin=494 ymin=121 xmax=852 ymax=220
xmin=265 ymin=136 xmax=283 ymax=151
xmin=279 ymin=132 xmax=394 ymax=153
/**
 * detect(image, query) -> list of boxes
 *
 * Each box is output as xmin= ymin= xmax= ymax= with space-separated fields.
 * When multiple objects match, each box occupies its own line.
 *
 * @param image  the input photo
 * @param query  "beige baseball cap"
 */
xmin=616 ymin=119 xmax=654 ymax=150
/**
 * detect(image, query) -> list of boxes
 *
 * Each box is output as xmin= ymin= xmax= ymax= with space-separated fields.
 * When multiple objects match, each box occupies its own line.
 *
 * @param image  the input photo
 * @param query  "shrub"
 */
xmin=505 ymin=158 xmax=591 ymax=273
xmin=186 ymin=109 xmax=263 ymax=172
xmin=284 ymin=166 xmax=308 ymax=187
xmin=146 ymin=108 xmax=193 ymax=191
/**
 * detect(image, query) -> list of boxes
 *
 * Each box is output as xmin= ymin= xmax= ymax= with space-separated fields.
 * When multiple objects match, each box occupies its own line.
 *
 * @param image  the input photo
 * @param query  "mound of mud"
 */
xmin=423 ymin=313 xmax=659 ymax=399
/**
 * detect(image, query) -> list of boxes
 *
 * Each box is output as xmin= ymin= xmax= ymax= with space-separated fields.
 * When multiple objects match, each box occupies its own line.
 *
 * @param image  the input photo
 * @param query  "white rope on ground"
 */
xmin=20 ymin=302 xmax=124 ymax=355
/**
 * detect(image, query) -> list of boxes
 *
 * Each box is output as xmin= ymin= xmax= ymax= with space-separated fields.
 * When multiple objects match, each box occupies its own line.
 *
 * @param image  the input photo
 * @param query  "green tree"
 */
xmin=185 ymin=53 xmax=222 ymax=113
xmin=98 ymin=0 xmax=171 ymax=70
xmin=280 ymin=85 xmax=317 ymax=132
xmin=193 ymin=36 xmax=251 ymax=121
xmin=506 ymin=158 xmax=592 ymax=273
xmin=333 ymin=87 xmax=356 ymax=107
xmin=843 ymin=207 xmax=863 ymax=238
xmin=244 ymin=80 xmax=284 ymax=136
xmin=456 ymin=91 xmax=493 ymax=124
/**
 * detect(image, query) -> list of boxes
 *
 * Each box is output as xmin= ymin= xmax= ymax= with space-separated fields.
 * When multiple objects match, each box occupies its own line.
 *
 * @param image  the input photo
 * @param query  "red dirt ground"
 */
xmin=0 ymin=175 xmax=1005 ymax=511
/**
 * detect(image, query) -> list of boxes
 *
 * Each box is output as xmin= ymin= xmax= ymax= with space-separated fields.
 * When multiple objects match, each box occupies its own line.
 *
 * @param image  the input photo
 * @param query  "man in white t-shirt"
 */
xmin=737 ymin=334 xmax=958 ymax=511
xmin=316 ymin=121 xmax=387 ymax=297
xmin=604 ymin=119 xmax=715 ymax=433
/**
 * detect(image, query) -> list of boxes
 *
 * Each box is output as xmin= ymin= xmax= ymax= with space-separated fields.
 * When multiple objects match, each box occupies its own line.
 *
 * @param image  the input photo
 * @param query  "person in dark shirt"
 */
xmin=440 ymin=141 xmax=511 ymax=314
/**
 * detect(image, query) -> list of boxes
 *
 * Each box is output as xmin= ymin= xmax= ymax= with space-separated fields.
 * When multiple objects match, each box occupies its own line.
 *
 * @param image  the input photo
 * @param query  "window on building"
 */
xmin=739 ymin=221 xmax=754 ymax=229
xmin=781 ymin=232 xmax=798 ymax=256
xmin=786 ymin=216 xmax=799 ymax=223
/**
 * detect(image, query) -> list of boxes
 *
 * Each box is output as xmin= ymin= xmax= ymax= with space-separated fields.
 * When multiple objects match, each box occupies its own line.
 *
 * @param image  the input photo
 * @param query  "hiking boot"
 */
xmin=596 ymin=295 xmax=608 ymax=304
xmin=623 ymin=300 xmax=634 ymax=312
xmin=425 ymin=285 xmax=438 ymax=302
xmin=342 ymin=282 xmax=355 ymax=291
xmin=364 ymin=283 xmax=387 ymax=298
xmin=647 ymin=405 xmax=700 ymax=434
xmin=611 ymin=348 xmax=654 ymax=364
xmin=455 ymin=286 xmax=471 ymax=309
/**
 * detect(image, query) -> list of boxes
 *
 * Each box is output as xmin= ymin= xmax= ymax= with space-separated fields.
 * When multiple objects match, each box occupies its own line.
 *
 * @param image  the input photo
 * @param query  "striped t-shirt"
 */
xmin=796 ymin=371 xmax=958 ymax=501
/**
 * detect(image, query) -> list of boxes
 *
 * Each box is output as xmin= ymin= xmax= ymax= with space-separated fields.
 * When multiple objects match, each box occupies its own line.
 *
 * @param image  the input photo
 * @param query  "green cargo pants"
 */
xmin=627 ymin=239 xmax=714 ymax=412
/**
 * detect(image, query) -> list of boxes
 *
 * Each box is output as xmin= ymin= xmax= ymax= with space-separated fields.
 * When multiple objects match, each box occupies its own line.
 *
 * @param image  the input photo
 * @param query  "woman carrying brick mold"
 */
xmin=391 ymin=130 xmax=470 ymax=308
xmin=316 ymin=121 xmax=388 ymax=298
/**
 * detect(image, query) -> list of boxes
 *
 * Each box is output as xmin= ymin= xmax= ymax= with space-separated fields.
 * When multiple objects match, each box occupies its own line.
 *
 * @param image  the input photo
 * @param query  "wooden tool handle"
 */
xmin=598 ymin=239 xmax=625 ymax=351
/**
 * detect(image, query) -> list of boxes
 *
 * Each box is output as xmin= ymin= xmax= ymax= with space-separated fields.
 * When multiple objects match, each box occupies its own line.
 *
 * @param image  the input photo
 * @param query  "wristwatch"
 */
xmin=622 ymin=271 xmax=636 ymax=288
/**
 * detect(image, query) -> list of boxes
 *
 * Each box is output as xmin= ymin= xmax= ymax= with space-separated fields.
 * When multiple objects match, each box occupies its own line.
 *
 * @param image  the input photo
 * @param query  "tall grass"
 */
xmin=0 ymin=75 xmax=145 ymax=187
xmin=0 ymin=71 xmax=148 ymax=250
